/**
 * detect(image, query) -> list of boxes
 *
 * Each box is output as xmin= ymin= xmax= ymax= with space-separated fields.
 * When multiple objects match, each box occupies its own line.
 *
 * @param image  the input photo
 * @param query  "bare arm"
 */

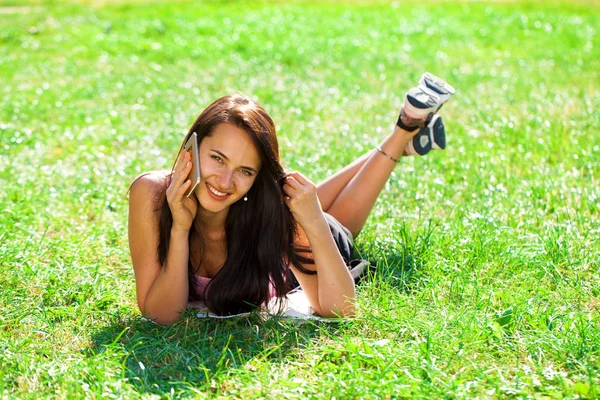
xmin=283 ymin=172 xmax=355 ymax=317
xmin=128 ymin=177 xmax=191 ymax=324
xmin=291 ymin=218 xmax=355 ymax=317
xmin=128 ymin=151 xmax=198 ymax=324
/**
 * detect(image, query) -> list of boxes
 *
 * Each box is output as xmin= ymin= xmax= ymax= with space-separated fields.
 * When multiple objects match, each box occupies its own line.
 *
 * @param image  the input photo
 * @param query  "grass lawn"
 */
xmin=1 ymin=0 xmax=599 ymax=397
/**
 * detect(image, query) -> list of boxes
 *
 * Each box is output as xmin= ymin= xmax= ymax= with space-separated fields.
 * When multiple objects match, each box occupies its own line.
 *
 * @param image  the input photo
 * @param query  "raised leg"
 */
xmin=316 ymin=151 xmax=371 ymax=212
xmin=318 ymin=126 xmax=415 ymax=237
xmin=318 ymin=72 xmax=454 ymax=237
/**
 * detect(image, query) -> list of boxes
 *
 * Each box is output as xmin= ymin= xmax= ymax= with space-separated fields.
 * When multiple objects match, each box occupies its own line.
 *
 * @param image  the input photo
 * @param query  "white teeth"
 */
xmin=208 ymin=184 xmax=227 ymax=197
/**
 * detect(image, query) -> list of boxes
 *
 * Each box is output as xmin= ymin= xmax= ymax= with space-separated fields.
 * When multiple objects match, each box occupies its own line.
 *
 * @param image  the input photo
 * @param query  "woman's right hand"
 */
xmin=166 ymin=149 xmax=199 ymax=232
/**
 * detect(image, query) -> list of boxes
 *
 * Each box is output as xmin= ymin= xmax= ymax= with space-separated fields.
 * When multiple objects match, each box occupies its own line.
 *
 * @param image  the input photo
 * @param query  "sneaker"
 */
xmin=400 ymin=73 xmax=454 ymax=156
xmin=396 ymin=87 xmax=440 ymax=132
xmin=418 ymin=72 xmax=455 ymax=113
xmin=429 ymin=114 xmax=446 ymax=150
xmin=403 ymin=115 xmax=433 ymax=155
xmin=402 ymin=86 xmax=441 ymax=122
xmin=405 ymin=114 xmax=446 ymax=155
xmin=397 ymin=87 xmax=440 ymax=156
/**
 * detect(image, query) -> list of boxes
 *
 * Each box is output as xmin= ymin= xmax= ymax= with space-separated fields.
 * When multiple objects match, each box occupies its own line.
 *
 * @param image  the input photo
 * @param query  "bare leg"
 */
xmin=317 ymin=151 xmax=371 ymax=212
xmin=317 ymin=126 xmax=415 ymax=237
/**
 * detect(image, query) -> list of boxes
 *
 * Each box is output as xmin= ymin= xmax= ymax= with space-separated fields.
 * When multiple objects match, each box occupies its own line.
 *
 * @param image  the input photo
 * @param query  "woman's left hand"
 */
xmin=282 ymin=172 xmax=324 ymax=230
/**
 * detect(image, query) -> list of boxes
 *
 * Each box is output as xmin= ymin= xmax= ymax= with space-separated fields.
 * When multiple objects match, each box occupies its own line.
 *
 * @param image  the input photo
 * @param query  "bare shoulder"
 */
xmin=129 ymin=170 xmax=171 ymax=209
xmin=128 ymin=170 xmax=169 ymax=256
xmin=131 ymin=170 xmax=171 ymax=191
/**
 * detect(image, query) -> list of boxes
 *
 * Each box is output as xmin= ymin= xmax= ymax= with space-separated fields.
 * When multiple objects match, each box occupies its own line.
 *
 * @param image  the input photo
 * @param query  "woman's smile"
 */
xmin=206 ymin=182 xmax=231 ymax=200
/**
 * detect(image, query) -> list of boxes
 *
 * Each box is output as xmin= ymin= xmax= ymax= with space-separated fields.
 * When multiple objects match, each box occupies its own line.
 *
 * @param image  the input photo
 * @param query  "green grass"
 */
xmin=1 ymin=0 xmax=599 ymax=397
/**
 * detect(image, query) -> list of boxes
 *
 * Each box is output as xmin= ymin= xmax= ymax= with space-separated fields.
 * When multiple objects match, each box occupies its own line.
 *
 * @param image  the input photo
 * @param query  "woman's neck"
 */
xmin=194 ymin=206 xmax=228 ymax=238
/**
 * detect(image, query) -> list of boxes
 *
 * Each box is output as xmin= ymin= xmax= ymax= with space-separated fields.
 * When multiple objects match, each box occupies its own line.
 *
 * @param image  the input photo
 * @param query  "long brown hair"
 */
xmin=157 ymin=94 xmax=314 ymax=315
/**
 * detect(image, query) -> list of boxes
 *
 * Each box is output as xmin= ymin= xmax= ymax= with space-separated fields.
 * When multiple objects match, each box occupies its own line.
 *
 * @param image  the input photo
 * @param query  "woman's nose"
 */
xmin=216 ymin=169 xmax=233 ymax=189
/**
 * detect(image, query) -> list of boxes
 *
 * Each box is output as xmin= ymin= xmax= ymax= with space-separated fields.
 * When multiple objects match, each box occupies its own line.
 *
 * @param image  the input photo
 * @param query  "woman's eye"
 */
xmin=211 ymin=155 xmax=223 ymax=163
xmin=241 ymin=169 xmax=252 ymax=177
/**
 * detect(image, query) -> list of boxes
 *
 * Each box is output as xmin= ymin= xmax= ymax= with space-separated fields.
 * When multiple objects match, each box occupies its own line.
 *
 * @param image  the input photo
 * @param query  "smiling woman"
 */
xmin=128 ymin=78 xmax=453 ymax=323
xmin=195 ymin=124 xmax=261 ymax=211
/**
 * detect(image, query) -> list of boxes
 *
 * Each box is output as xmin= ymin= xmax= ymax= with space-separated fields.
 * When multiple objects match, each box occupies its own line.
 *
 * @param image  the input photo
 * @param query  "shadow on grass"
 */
xmin=86 ymin=223 xmax=432 ymax=397
xmin=88 ymin=310 xmax=341 ymax=397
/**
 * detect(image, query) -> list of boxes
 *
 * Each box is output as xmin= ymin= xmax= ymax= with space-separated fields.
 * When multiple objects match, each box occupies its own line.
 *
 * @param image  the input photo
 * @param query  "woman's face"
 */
xmin=193 ymin=122 xmax=262 ymax=215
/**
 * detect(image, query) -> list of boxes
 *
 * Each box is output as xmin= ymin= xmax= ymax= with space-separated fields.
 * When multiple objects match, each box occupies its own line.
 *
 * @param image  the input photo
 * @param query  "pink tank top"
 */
xmin=194 ymin=275 xmax=213 ymax=299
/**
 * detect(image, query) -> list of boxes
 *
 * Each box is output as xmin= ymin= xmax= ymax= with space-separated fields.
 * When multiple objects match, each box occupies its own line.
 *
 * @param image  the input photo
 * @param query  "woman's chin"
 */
xmin=197 ymin=193 xmax=238 ymax=214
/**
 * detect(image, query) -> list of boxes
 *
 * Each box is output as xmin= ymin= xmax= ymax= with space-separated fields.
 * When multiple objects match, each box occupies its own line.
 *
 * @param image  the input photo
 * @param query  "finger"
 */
xmin=169 ymin=180 xmax=191 ymax=206
xmin=168 ymin=174 xmax=186 ymax=196
xmin=283 ymin=195 xmax=292 ymax=208
xmin=282 ymin=183 xmax=298 ymax=197
xmin=284 ymin=175 xmax=303 ymax=190
xmin=285 ymin=171 xmax=300 ymax=181
xmin=288 ymin=172 xmax=312 ymax=186
xmin=175 ymin=149 xmax=191 ymax=174
xmin=173 ymin=160 xmax=192 ymax=188
xmin=176 ymin=150 xmax=191 ymax=172
xmin=175 ymin=148 xmax=186 ymax=168
xmin=176 ymin=179 xmax=192 ymax=196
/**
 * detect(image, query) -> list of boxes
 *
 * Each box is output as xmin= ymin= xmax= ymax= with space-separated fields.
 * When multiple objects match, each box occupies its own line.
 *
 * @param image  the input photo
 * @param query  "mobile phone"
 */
xmin=183 ymin=132 xmax=201 ymax=198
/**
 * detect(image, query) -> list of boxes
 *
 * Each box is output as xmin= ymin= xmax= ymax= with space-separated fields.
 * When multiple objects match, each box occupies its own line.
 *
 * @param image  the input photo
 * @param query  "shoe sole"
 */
xmin=405 ymin=115 xmax=445 ymax=156
xmin=429 ymin=114 xmax=446 ymax=150
xmin=404 ymin=125 xmax=432 ymax=156
xmin=419 ymin=72 xmax=455 ymax=110
xmin=404 ymin=86 xmax=440 ymax=119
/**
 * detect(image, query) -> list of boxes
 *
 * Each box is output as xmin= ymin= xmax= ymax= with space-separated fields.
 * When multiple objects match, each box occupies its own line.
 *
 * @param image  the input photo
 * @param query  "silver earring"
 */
xmin=244 ymin=193 xmax=248 ymax=201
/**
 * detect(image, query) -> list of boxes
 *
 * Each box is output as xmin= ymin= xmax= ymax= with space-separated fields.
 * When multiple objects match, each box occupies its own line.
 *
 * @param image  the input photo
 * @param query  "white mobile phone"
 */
xmin=183 ymin=132 xmax=201 ymax=197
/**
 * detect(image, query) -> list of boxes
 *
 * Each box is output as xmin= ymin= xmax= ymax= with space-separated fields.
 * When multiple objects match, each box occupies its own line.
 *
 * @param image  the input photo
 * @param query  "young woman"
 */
xmin=128 ymin=73 xmax=454 ymax=324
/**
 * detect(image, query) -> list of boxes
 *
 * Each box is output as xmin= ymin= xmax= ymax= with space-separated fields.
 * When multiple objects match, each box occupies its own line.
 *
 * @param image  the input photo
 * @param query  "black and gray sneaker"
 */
xmin=399 ymin=73 xmax=454 ymax=156
xmin=406 ymin=113 xmax=446 ymax=155
xmin=398 ymin=86 xmax=441 ymax=128
xmin=397 ymin=87 xmax=440 ymax=156
xmin=419 ymin=72 xmax=455 ymax=113
xmin=403 ymin=110 xmax=433 ymax=155
xmin=429 ymin=114 xmax=446 ymax=150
